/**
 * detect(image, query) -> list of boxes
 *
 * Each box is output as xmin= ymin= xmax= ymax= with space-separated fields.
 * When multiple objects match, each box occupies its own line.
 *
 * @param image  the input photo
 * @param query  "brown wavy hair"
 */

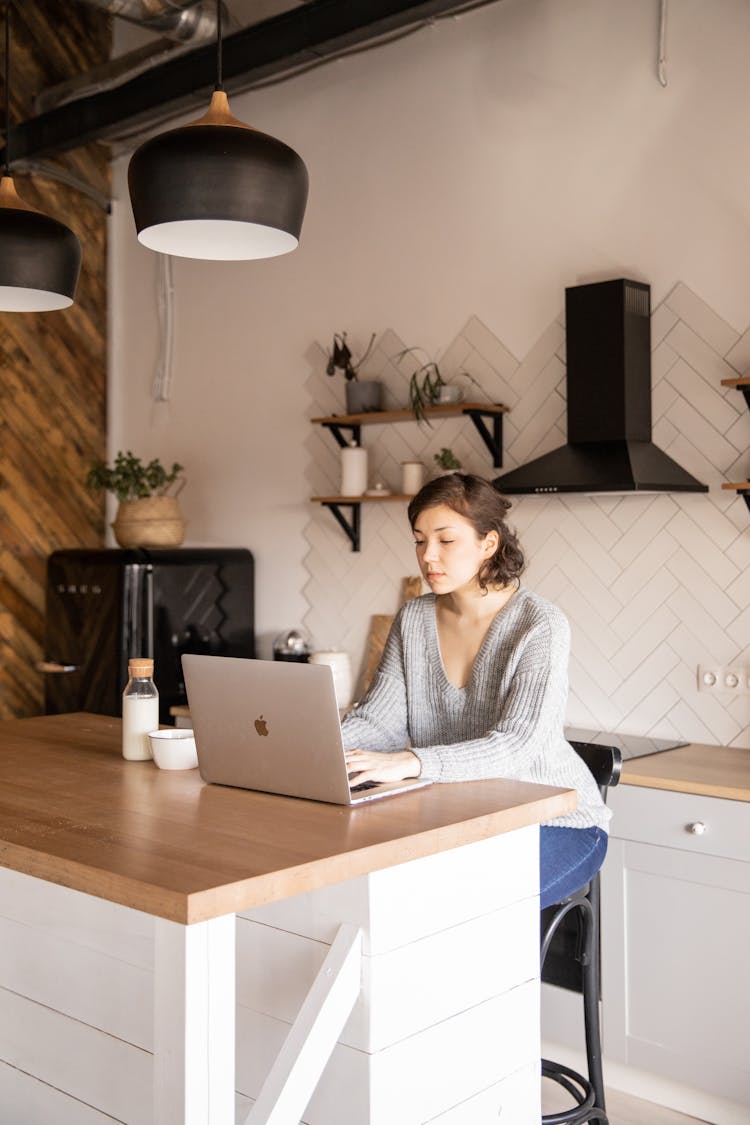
xmin=407 ymin=473 xmax=525 ymax=591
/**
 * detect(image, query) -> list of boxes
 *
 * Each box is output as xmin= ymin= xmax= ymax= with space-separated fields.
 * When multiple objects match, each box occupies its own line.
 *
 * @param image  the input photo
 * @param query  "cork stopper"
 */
xmin=128 ymin=658 xmax=154 ymax=678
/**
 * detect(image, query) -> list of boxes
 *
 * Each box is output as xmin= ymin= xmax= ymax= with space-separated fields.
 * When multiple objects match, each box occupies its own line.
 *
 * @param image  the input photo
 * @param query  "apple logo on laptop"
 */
xmin=254 ymin=715 xmax=269 ymax=737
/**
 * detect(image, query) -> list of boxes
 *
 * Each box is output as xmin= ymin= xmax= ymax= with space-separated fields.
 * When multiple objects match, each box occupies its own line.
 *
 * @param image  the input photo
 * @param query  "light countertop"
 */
xmin=621 ymin=742 xmax=750 ymax=802
xmin=0 ymin=712 xmax=575 ymax=924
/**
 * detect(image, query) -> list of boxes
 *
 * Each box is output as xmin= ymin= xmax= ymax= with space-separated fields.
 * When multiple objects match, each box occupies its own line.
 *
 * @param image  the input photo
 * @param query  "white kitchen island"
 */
xmin=0 ymin=713 xmax=575 ymax=1124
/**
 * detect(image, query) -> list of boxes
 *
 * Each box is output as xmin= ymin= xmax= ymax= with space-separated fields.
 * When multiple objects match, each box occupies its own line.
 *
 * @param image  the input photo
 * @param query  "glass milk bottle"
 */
xmin=122 ymin=658 xmax=159 ymax=761
xmin=340 ymin=440 xmax=368 ymax=496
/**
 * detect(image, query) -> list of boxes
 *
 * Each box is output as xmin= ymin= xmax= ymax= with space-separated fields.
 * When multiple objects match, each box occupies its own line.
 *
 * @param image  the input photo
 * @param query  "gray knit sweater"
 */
xmin=341 ymin=589 xmax=611 ymax=831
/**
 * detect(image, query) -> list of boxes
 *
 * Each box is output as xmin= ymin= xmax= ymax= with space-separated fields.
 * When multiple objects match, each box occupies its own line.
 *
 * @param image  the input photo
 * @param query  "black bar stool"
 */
xmin=541 ymin=740 xmax=622 ymax=1125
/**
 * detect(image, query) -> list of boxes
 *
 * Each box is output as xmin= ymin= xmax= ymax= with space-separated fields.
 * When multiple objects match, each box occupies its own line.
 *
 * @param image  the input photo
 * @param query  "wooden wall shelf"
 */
xmin=721 ymin=376 xmax=750 ymax=411
xmin=721 ymin=481 xmax=750 ymax=513
xmin=311 ymin=402 xmax=508 ymax=467
xmin=310 ymin=402 xmax=509 ymax=550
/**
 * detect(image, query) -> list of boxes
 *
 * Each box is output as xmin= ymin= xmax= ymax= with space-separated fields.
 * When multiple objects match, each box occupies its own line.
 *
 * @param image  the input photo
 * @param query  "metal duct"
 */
xmin=37 ymin=1 xmax=230 ymax=114
xmin=75 ymin=1 xmax=220 ymax=44
xmin=16 ymin=1 xmax=479 ymax=160
xmin=36 ymin=38 xmax=194 ymax=114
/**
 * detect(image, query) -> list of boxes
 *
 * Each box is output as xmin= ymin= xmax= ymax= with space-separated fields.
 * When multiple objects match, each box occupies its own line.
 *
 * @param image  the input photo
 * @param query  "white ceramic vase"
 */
xmin=308 ymin=650 xmax=353 ymax=709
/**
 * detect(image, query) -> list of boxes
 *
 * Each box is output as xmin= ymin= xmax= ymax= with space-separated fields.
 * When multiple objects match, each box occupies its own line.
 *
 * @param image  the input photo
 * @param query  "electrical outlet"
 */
xmin=697 ymin=665 xmax=750 ymax=694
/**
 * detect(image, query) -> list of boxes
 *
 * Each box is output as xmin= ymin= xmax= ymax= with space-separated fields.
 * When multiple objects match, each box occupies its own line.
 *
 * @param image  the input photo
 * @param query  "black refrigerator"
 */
xmin=43 ymin=547 xmax=255 ymax=724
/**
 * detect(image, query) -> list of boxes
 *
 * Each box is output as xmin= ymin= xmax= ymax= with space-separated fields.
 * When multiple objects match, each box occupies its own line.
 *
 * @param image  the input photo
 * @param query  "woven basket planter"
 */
xmin=112 ymin=496 xmax=186 ymax=548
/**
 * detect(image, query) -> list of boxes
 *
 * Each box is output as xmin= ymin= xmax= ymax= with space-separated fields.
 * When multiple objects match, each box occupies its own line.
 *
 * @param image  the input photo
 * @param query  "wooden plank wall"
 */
xmin=0 ymin=1 xmax=111 ymax=718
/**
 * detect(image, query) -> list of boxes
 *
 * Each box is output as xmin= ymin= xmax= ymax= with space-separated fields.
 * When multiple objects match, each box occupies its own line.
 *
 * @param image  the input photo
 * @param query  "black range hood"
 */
xmin=493 ymin=278 xmax=708 ymax=496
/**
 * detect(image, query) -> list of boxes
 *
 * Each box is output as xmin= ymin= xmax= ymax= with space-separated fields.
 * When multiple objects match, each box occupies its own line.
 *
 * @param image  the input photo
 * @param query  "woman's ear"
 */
xmin=483 ymin=530 xmax=499 ymax=557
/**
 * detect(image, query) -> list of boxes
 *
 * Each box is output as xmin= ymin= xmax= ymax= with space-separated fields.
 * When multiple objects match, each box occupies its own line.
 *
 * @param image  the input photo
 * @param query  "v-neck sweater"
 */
xmin=341 ymin=589 xmax=611 ymax=831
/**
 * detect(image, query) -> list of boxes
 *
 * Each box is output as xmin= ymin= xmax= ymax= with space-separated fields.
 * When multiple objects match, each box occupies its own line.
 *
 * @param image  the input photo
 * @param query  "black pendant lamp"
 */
xmin=128 ymin=1 xmax=308 ymax=261
xmin=0 ymin=2 xmax=81 ymax=312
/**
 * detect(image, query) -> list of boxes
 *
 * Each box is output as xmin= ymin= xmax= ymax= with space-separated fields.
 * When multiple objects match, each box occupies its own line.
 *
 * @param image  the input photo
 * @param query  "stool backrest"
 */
xmin=568 ymin=740 xmax=622 ymax=798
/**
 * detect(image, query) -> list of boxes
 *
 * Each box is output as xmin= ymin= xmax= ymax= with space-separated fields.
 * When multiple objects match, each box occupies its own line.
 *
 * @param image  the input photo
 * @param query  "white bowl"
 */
xmin=148 ymin=728 xmax=199 ymax=770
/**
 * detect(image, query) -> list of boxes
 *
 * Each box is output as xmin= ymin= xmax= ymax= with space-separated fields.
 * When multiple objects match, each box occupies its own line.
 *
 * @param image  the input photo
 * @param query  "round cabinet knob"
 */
xmin=686 ymin=821 xmax=706 ymax=835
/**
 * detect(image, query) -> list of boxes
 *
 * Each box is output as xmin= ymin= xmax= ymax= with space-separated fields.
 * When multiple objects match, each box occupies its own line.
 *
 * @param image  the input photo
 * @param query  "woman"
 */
xmin=342 ymin=472 xmax=611 ymax=909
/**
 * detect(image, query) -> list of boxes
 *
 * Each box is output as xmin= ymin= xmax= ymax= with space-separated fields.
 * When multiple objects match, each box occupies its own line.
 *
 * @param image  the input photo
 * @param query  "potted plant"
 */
xmin=392 ymin=346 xmax=445 ymax=424
xmin=325 ymin=331 xmax=381 ymax=414
xmin=87 ymin=451 xmax=186 ymax=548
xmin=434 ymin=447 xmax=463 ymax=473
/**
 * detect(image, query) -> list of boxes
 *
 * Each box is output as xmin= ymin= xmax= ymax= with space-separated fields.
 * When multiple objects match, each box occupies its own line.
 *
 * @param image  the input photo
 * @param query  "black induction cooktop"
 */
xmin=565 ymin=727 xmax=688 ymax=762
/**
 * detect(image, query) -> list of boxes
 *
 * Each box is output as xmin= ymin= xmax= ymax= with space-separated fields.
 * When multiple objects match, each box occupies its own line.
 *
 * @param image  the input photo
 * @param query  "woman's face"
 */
xmin=412 ymin=504 xmax=499 ymax=595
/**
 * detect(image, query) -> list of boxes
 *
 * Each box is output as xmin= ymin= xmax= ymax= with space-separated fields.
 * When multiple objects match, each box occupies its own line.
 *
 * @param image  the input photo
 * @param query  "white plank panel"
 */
xmin=355 ymin=896 xmax=538 ymax=1051
xmin=366 ymin=826 xmax=538 ymax=951
xmin=238 ymin=896 xmax=538 ymax=1052
xmin=0 ymin=1061 xmax=123 ymax=1124
xmin=0 ymin=989 xmax=151 ymax=1123
xmin=237 ymin=981 xmax=540 ymax=1125
xmin=425 ymin=1063 xmax=540 ymax=1124
xmin=0 ymin=867 xmax=154 ymax=968
xmin=367 ymin=980 xmax=539 ymax=1125
xmin=241 ymin=827 xmax=538 ymax=955
xmin=0 ymin=913 xmax=152 ymax=1049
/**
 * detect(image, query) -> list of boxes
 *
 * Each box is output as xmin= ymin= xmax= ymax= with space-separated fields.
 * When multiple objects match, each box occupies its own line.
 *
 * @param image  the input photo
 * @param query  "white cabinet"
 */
xmin=601 ymin=785 xmax=750 ymax=1108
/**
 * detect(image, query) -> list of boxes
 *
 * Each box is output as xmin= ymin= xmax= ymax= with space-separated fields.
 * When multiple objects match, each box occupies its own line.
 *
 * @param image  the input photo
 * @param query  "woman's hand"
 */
xmin=345 ymin=748 xmax=421 ymax=786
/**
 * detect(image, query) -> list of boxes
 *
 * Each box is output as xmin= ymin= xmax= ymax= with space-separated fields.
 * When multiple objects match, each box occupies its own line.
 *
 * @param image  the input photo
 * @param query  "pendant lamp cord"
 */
xmin=215 ymin=0 xmax=223 ymax=92
xmin=3 ymin=1 xmax=10 ymax=175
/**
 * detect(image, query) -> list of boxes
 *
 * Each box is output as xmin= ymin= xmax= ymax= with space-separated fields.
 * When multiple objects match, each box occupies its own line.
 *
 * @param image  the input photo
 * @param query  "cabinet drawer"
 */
xmin=608 ymin=785 xmax=749 ymax=862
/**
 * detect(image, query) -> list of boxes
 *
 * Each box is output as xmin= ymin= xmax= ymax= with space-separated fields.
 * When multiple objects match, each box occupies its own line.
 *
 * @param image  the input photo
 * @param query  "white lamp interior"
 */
xmin=0 ymin=284 xmax=73 ymax=312
xmin=137 ymin=219 xmax=298 ymax=261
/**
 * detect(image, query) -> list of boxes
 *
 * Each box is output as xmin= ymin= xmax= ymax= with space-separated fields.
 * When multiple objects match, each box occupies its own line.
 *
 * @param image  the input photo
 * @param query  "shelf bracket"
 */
xmin=740 ymin=386 xmax=750 ymax=412
xmin=322 ymin=502 xmax=361 ymax=552
xmin=321 ymin=422 xmax=362 ymax=449
xmin=740 ymin=491 xmax=750 ymax=514
xmin=463 ymin=408 xmax=503 ymax=468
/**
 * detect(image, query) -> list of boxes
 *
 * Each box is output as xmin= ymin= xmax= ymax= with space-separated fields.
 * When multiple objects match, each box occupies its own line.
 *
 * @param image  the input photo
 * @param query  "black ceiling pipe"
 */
xmin=10 ymin=0 xmax=482 ymax=160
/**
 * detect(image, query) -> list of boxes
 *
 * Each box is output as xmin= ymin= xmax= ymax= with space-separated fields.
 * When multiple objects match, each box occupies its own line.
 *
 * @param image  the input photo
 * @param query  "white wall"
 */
xmin=109 ymin=0 xmax=750 ymax=743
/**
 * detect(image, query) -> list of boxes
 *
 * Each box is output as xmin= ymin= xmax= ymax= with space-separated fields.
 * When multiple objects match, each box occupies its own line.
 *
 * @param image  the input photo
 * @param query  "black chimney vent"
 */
xmin=493 ymin=279 xmax=708 ymax=495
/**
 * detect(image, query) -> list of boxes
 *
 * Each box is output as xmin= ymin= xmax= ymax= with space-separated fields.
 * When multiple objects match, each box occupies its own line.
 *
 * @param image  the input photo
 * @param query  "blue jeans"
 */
xmin=539 ymin=825 xmax=608 ymax=910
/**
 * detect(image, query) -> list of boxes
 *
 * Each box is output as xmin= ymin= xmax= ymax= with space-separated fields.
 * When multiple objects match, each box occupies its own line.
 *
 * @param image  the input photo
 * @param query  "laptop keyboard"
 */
xmin=349 ymin=778 xmax=382 ymax=793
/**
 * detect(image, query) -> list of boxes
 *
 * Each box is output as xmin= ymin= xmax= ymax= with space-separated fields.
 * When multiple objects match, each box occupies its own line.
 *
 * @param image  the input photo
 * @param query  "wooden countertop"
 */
xmin=0 ymin=714 xmax=575 ymax=925
xmin=621 ymin=743 xmax=750 ymax=802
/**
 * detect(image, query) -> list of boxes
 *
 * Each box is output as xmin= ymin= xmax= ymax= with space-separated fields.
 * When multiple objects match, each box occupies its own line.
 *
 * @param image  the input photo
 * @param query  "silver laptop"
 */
xmin=181 ymin=654 xmax=432 ymax=806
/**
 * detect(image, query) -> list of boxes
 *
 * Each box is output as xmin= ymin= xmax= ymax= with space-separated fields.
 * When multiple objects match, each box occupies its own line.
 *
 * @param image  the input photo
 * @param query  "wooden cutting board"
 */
xmin=359 ymin=577 xmax=423 ymax=696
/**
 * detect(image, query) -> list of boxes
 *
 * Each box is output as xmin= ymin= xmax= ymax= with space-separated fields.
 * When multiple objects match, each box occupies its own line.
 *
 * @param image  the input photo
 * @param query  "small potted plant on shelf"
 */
xmin=434 ymin=447 xmax=463 ymax=473
xmin=87 ymin=450 xmax=186 ymax=548
xmin=392 ymin=346 xmax=445 ymax=424
xmin=395 ymin=347 xmax=487 ymax=424
xmin=325 ymin=331 xmax=381 ymax=414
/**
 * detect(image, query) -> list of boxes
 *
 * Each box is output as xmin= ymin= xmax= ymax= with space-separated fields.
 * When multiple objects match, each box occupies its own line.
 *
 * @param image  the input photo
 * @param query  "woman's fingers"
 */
xmin=349 ymin=770 xmax=377 ymax=786
xmin=345 ymin=748 xmax=418 ymax=785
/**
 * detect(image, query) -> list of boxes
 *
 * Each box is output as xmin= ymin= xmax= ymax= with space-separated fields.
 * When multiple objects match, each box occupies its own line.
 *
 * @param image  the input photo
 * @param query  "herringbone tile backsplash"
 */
xmin=302 ymin=284 xmax=750 ymax=747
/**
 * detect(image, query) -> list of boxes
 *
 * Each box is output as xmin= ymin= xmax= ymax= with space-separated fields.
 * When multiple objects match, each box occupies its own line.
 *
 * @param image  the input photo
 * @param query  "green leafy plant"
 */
xmin=325 ymin=331 xmax=376 ymax=381
xmin=393 ymin=347 xmax=446 ymax=424
xmin=86 ymin=451 xmax=185 ymax=504
xmin=434 ymin=447 xmax=462 ymax=471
